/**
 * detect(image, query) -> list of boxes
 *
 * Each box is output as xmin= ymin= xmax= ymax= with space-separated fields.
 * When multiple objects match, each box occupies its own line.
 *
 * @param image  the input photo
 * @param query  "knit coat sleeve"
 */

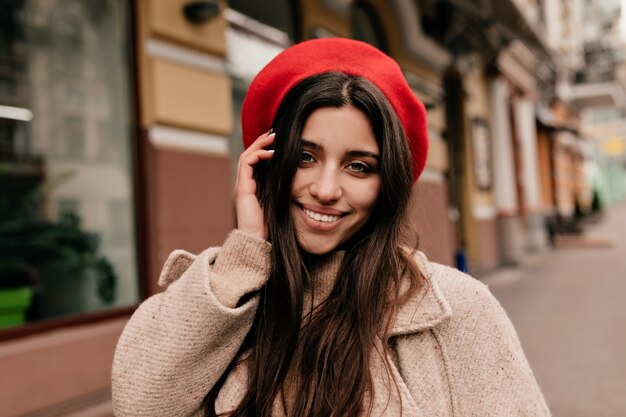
xmin=111 ymin=230 xmax=271 ymax=417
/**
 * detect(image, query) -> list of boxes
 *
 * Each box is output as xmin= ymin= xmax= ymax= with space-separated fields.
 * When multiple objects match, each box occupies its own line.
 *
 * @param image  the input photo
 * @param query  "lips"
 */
xmin=295 ymin=203 xmax=347 ymax=231
xmin=302 ymin=207 xmax=341 ymax=223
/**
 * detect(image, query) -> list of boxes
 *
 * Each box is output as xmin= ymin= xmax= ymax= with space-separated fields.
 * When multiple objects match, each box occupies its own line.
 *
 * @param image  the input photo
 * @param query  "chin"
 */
xmin=296 ymin=237 xmax=340 ymax=255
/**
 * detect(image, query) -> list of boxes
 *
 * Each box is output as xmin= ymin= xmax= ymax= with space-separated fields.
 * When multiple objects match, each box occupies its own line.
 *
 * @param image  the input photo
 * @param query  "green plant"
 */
xmin=0 ymin=183 xmax=116 ymax=304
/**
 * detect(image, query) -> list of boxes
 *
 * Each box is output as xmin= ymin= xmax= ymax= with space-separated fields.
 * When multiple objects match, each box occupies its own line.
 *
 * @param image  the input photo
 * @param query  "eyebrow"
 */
xmin=301 ymin=139 xmax=380 ymax=161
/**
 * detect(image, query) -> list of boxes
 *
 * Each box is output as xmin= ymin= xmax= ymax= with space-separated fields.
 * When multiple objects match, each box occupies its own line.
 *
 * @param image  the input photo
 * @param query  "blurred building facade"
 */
xmin=548 ymin=0 xmax=626 ymax=226
xmin=1 ymin=0 xmax=625 ymax=415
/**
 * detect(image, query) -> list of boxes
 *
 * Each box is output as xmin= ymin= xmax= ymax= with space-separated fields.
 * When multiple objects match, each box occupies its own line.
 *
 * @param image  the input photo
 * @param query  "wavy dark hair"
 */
xmin=206 ymin=72 xmax=422 ymax=416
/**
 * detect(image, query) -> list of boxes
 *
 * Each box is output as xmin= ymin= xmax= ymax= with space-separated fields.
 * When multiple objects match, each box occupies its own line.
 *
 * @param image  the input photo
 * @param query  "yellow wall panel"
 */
xmin=149 ymin=0 xmax=227 ymax=55
xmin=426 ymin=137 xmax=448 ymax=172
xmin=152 ymin=58 xmax=232 ymax=135
xmin=301 ymin=0 xmax=351 ymax=39
xmin=427 ymin=105 xmax=446 ymax=132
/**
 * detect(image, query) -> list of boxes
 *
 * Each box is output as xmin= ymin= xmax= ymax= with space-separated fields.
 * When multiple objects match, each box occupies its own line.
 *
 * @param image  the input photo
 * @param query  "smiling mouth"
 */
xmin=302 ymin=207 xmax=342 ymax=223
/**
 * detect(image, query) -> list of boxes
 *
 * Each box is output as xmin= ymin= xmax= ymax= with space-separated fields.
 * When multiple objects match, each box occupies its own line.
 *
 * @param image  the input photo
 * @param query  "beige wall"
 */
xmin=148 ymin=0 xmax=227 ymax=55
xmin=537 ymin=129 xmax=555 ymax=210
xmin=137 ymin=0 xmax=235 ymax=292
xmin=300 ymin=0 xmax=351 ymax=38
xmin=410 ymin=180 xmax=455 ymax=266
xmin=461 ymin=57 xmax=499 ymax=270
xmin=554 ymin=136 xmax=577 ymax=216
xmin=151 ymin=58 xmax=232 ymax=134
xmin=0 ymin=319 xmax=126 ymax=416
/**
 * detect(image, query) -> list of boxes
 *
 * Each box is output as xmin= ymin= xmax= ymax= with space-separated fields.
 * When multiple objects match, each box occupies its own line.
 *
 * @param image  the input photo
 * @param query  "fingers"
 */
xmin=238 ymin=131 xmax=274 ymax=161
xmin=233 ymin=131 xmax=275 ymax=239
xmin=235 ymin=131 xmax=275 ymax=197
xmin=240 ymin=148 xmax=274 ymax=166
xmin=246 ymin=131 xmax=275 ymax=152
xmin=236 ymin=131 xmax=275 ymax=176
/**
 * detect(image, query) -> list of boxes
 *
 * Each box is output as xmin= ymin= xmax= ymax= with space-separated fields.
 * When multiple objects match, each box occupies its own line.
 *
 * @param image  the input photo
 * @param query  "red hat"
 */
xmin=241 ymin=38 xmax=429 ymax=182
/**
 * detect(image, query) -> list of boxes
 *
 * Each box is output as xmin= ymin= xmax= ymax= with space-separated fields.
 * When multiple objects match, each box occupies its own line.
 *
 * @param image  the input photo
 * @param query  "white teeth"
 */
xmin=302 ymin=208 xmax=341 ymax=222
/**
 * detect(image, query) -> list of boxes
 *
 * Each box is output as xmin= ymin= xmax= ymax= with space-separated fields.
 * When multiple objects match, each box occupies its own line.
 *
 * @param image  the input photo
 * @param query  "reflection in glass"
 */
xmin=0 ymin=0 xmax=138 ymax=328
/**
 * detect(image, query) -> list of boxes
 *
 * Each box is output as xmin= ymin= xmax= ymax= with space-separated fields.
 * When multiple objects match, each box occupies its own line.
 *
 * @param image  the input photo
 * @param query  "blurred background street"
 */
xmin=2 ymin=0 xmax=626 ymax=415
xmin=486 ymin=201 xmax=626 ymax=417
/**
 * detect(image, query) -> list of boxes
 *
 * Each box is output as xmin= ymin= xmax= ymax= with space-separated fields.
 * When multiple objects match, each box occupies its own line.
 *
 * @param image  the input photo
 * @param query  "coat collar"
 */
xmin=299 ymin=248 xmax=453 ymax=337
xmin=212 ymin=248 xmax=451 ymax=417
xmin=158 ymin=247 xmax=452 ymax=337
xmin=390 ymin=251 xmax=453 ymax=336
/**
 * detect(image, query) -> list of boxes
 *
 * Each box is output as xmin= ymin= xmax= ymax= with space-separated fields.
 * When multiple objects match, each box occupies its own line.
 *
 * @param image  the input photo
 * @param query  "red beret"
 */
xmin=241 ymin=38 xmax=429 ymax=182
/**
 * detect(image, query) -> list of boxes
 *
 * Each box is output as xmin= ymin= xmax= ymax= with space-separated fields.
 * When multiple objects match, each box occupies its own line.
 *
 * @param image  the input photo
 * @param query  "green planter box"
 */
xmin=0 ymin=287 xmax=34 ymax=328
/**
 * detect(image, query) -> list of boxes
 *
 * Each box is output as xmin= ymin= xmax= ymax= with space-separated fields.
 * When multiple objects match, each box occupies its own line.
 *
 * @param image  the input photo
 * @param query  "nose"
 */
xmin=309 ymin=168 xmax=342 ymax=203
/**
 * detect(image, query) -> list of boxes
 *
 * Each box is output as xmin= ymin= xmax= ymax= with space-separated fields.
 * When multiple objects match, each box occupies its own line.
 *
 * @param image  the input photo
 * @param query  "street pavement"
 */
xmin=482 ymin=202 xmax=626 ymax=417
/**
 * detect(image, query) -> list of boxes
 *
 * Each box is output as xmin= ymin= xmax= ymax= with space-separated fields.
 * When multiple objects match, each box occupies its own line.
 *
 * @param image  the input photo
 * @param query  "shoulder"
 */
xmin=424 ymin=257 xmax=489 ymax=300
xmin=410 ymin=250 xmax=493 ymax=312
xmin=397 ymin=251 xmax=550 ymax=415
xmin=413 ymin=251 xmax=530 ymax=370
xmin=411 ymin=253 xmax=551 ymax=415
xmin=411 ymin=251 xmax=514 ymax=338
xmin=391 ymin=250 xmax=495 ymax=335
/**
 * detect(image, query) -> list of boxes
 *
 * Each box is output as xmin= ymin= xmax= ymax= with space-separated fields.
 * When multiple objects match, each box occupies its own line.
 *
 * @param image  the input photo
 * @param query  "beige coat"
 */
xmin=112 ymin=230 xmax=550 ymax=416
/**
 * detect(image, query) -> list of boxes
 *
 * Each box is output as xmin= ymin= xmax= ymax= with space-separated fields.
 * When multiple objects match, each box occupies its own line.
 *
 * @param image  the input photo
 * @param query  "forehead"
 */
xmin=301 ymin=106 xmax=379 ymax=152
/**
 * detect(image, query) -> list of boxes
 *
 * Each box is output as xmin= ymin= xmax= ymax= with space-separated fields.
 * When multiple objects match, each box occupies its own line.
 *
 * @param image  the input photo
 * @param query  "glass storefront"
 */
xmin=0 ymin=0 xmax=138 ymax=329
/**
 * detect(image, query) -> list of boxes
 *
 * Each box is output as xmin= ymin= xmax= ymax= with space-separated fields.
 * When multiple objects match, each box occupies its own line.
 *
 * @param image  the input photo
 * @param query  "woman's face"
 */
xmin=290 ymin=105 xmax=381 ymax=255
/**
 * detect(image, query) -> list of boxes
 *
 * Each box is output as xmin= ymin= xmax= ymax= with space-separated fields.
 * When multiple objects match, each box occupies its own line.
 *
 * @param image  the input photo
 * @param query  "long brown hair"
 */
xmin=207 ymin=72 xmax=422 ymax=416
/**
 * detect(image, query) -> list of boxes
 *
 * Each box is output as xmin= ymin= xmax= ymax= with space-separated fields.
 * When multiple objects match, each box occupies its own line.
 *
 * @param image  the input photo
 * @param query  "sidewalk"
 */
xmin=483 ymin=202 xmax=626 ymax=417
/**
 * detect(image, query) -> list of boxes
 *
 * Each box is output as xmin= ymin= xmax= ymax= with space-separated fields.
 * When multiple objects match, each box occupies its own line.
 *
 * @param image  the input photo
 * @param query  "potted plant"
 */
xmin=0 ymin=261 xmax=37 ymax=328
xmin=0 ymin=181 xmax=116 ymax=326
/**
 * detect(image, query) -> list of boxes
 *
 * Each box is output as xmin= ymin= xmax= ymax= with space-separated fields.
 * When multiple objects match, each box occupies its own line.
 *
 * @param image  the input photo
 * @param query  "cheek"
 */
xmin=290 ymin=170 xmax=306 ymax=198
xmin=351 ymin=180 xmax=380 ymax=213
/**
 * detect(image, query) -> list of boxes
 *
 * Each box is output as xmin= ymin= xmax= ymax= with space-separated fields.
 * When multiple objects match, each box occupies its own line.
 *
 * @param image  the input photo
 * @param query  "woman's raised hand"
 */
xmin=234 ymin=131 xmax=275 ymax=240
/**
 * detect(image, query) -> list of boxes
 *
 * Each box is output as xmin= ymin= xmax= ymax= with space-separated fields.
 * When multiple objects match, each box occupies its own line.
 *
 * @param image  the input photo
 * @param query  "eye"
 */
xmin=347 ymin=161 xmax=371 ymax=173
xmin=299 ymin=151 xmax=315 ymax=165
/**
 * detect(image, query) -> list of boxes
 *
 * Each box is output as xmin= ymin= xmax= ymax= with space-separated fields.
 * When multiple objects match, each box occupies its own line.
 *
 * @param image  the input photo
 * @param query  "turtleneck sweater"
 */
xmin=112 ymin=230 xmax=551 ymax=417
xmin=301 ymin=251 xmax=344 ymax=310
xmin=274 ymin=251 xmax=345 ymax=415
xmin=211 ymin=237 xmax=403 ymax=417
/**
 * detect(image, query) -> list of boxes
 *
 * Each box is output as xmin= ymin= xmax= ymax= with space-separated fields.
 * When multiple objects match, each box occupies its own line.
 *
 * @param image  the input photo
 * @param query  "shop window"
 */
xmin=0 ymin=0 xmax=138 ymax=330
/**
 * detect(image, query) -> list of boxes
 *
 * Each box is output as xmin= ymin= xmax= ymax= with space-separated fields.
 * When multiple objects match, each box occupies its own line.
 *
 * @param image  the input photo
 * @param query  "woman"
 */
xmin=112 ymin=38 xmax=550 ymax=417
